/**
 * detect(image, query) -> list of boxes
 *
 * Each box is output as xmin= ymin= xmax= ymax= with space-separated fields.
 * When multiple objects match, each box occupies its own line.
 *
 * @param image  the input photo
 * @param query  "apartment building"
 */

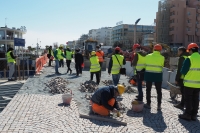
xmin=143 ymin=33 xmax=154 ymax=46
xmin=89 ymin=29 xmax=98 ymax=40
xmin=0 ymin=26 xmax=26 ymax=58
xmin=155 ymin=0 xmax=200 ymax=47
xmin=112 ymin=24 xmax=154 ymax=48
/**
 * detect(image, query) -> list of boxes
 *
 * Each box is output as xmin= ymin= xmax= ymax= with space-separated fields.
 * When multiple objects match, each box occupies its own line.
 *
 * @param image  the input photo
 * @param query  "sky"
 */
xmin=0 ymin=0 xmax=159 ymax=48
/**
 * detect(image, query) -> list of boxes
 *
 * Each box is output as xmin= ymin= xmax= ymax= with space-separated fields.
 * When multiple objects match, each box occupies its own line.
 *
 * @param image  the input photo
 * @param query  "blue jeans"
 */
xmin=55 ymin=60 xmax=59 ymax=73
xmin=137 ymin=79 xmax=143 ymax=101
xmin=112 ymin=74 xmax=120 ymax=86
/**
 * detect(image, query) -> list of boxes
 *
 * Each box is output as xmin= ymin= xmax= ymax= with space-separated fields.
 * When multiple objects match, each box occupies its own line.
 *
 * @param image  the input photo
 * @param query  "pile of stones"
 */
xmin=102 ymin=80 xmax=113 ymax=86
xmin=45 ymin=77 xmax=70 ymax=94
xmin=79 ymin=80 xmax=98 ymax=93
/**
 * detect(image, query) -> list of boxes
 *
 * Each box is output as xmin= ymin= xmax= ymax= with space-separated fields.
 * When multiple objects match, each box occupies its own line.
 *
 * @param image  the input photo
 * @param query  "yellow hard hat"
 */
xmin=91 ymin=51 xmax=96 ymax=56
xmin=59 ymin=44 xmax=63 ymax=48
xmin=117 ymin=84 xmax=125 ymax=95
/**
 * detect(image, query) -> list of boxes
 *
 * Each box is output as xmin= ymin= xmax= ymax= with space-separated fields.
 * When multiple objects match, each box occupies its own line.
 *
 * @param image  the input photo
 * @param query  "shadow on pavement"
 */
xmin=0 ymin=81 xmax=9 ymax=84
xmin=45 ymin=73 xmax=66 ymax=77
xmin=67 ymin=76 xmax=79 ymax=79
xmin=89 ymin=119 xmax=121 ymax=127
xmin=126 ymin=109 xmax=144 ymax=117
xmin=142 ymin=110 xmax=167 ymax=132
xmin=178 ymin=118 xmax=200 ymax=132
xmin=58 ymin=103 xmax=71 ymax=107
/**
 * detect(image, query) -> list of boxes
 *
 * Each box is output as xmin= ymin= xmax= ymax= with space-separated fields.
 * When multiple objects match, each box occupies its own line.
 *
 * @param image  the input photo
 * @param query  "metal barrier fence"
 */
xmin=35 ymin=54 xmax=48 ymax=75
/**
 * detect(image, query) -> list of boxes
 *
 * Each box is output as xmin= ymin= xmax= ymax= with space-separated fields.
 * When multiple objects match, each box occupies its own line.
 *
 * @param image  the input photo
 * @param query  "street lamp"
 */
xmin=134 ymin=18 xmax=141 ymax=44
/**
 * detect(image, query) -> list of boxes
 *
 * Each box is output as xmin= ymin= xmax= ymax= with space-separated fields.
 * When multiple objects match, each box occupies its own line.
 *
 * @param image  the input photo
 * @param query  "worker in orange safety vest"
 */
xmin=96 ymin=45 xmax=104 ymax=78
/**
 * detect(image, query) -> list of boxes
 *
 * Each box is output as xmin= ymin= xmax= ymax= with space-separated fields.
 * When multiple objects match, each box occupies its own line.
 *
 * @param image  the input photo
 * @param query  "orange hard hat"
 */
xmin=154 ymin=44 xmax=162 ymax=51
xmin=133 ymin=44 xmax=140 ymax=50
xmin=115 ymin=47 xmax=121 ymax=51
xmin=187 ymin=43 xmax=199 ymax=50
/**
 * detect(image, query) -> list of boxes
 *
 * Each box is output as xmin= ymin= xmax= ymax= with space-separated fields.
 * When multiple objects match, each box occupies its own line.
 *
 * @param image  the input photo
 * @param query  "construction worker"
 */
xmin=90 ymin=84 xmax=125 ymax=116
xmin=96 ymin=45 xmax=104 ymax=78
xmin=47 ymin=46 xmax=54 ymax=66
xmin=66 ymin=47 xmax=73 ymax=74
xmin=144 ymin=44 xmax=164 ymax=110
xmin=179 ymin=43 xmax=200 ymax=121
xmin=54 ymin=45 xmax=66 ymax=74
xmin=59 ymin=49 xmax=64 ymax=67
xmin=6 ymin=47 xmax=16 ymax=81
xmin=174 ymin=46 xmax=188 ymax=110
xmin=132 ymin=44 xmax=147 ymax=101
xmin=74 ymin=48 xmax=84 ymax=76
xmin=108 ymin=47 xmax=126 ymax=86
xmin=90 ymin=51 xmax=100 ymax=85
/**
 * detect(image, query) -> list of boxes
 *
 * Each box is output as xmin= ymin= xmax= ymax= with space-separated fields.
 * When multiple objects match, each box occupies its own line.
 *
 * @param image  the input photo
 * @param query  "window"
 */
xmin=187 ymin=27 xmax=190 ymax=31
xmin=188 ymin=20 xmax=190 ymax=23
xmin=187 ymin=12 xmax=190 ymax=15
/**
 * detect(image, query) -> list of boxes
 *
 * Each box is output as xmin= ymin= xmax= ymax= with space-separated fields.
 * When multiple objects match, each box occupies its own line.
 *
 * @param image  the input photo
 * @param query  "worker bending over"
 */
xmin=179 ymin=43 xmax=200 ymax=121
xmin=90 ymin=51 xmax=100 ymax=85
xmin=90 ymin=84 xmax=125 ymax=116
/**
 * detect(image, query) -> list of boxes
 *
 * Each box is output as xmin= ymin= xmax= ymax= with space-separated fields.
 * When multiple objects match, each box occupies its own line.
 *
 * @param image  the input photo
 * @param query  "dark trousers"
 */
xmin=75 ymin=63 xmax=82 ymax=75
xmin=178 ymin=79 xmax=185 ymax=106
xmin=48 ymin=59 xmax=52 ymax=66
xmin=66 ymin=60 xmax=72 ymax=72
xmin=99 ymin=62 xmax=103 ymax=78
xmin=59 ymin=59 xmax=64 ymax=67
xmin=90 ymin=71 xmax=100 ymax=84
xmin=184 ymin=87 xmax=199 ymax=116
xmin=146 ymin=82 xmax=162 ymax=105
xmin=137 ymin=79 xmax=143 ymax=101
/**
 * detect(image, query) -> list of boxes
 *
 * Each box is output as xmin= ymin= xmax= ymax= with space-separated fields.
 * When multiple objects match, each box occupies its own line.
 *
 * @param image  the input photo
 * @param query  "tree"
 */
xmin=113 ymin=41 xmax=123 ymax=48
xmin=27 ymin=46 xmax=32 ymax=51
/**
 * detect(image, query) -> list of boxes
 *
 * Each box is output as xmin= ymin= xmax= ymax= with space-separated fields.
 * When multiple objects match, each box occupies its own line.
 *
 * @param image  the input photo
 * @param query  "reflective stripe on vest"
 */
xmin=6 ymin=51 xmax=15 ymax=63
xmin=183 ymin=53 xmax=200 ymax=88
xmin=145 ymin=51 xmax=164 ymax=73
xmin=136 ymin=53 xmax=145 ymax=71
xmin=66 ymin=51 xmax=72 ymax=60
xmin=90 ymin=56 xmax=100 ymax=72
xmin=96 ymin=50 xmax=104 ymax=62
xmin=56 ymin=49 xmax=62 ymax=60
xmin=111 ymin=54 xmax=124 ymax=74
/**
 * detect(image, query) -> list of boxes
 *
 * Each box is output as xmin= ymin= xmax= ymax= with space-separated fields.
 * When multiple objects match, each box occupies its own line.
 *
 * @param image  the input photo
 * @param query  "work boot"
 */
xmin=67 ymin=70 xmax=69 ymax=74
xmin=179 ymin=114 xmax=191 ymax=121
xmin=157 ymin=104 xmax=161 ymax=110
xmin=174 ymin=103 xmax=184 ymax=110
xmin=191 ymin=115 xmax=197 ymax=121
xmin=144 ymin=103 xmax=151 ymax=109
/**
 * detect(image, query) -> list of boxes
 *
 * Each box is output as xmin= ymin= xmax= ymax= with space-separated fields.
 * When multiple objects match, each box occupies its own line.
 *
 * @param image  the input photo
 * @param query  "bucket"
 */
xmin=132 ymin=101 xmax=144 ymax=112
xmin=62 ymin=93 xmax=72 ymax=105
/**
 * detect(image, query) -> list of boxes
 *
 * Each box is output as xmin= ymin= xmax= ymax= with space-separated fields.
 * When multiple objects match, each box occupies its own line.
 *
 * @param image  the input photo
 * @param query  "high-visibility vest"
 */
xmin=48 ymin=49 xmax=54 ymax=56
xmin=90 ymin=56 xmax=100 ymax=72
xmin=60 ymin=52 xmax=64 ymax=59
xmin=56 ymin=49 xmax=62 ymax=60
xmin=136 ymin=53 xmax=146 ymax=71
xmin=178 ymin=55 xmax=187 ymax=79
xmin=6 ymin=51 xmax=15 ymax=63
xmin=96 ymin=50 xmax=104 ymax=62
xmin=145 ymin=51 xmax=164 ymax=73
xmin=183 ymin=53 xmax=200 ymax=88
xmin=66 ymin=51 xmax=72 ymax=60
xmin=111 ymin=54 xmax=124 ymax=74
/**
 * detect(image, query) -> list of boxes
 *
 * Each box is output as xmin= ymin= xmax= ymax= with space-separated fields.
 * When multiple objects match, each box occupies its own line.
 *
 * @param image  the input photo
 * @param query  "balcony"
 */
xmin=197 ymin=9 xmax=200 ymax=14
xmin=169 ymin=31 xmax=174 ymax=35
xmin=197 ymin=24 xmax=200 ymax=28
xmin=170 ymin=15 xmax=175 ymax=20
xmin=187 ymin=23 xmax=193 ymax=27
xmin=186 ymin=31 xmax=192 ymax=35
xmin=196 ymin=31 xmax=200 ymax=36
xmin=170 ymin=7 xmax=175 ymax=12
xmin=197 ymin=17 xmax=200 ymax=21
xmin=170 ymin=23 xmax=175 ymax=27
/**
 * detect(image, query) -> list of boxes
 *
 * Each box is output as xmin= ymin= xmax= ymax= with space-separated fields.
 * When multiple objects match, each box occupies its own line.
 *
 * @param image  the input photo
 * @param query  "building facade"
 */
xmin=0 ymin=26 xmax=26 ymax=58
xmin=143 ymin=33 xmax=154 ymax=46
xmin=89 ymin=29 xmax=98 ymax=41
xmin=112 ymin=24 xmax=154 ymax=48
xmin=155 ymin=0 xmax=200 ymax=47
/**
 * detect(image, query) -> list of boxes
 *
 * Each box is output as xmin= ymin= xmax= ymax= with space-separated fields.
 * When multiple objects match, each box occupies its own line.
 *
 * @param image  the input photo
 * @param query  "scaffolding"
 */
xmin=156 ymin=0 xmax=170 ymax=45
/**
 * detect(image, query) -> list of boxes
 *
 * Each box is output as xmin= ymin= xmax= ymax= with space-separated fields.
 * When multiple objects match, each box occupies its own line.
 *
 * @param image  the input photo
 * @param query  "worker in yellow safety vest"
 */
xmin=54 ymin=45 xmax=66 ymax=74
xmin=59 ymin=49 xmax=64 ymax=67
xmin=179 ymin=43 xmax=200 ymax=121
xmin=47 ymin=46 xmax=54 ymax=66
xmin=144 ymin=44 xmax=164 ymax=110
xmin=174 ymin=46 xmax=188 ymax=110
xmin=66 ymin=47 xmax=73 ymax=74
xmin=132 ymin=44 xmax=147 ymax=102
xmin=6 ymin=47 xmax=17 ymax=81
xmin=108 ymin=47 xmax=126 ymax=86
xmin=90 ymin=51 xmax=101 ymax=85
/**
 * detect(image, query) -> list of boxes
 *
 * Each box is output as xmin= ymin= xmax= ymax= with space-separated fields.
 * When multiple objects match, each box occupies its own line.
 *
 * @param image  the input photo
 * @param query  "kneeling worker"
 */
xmin=90 ymin=84 xmax=125 ymax=116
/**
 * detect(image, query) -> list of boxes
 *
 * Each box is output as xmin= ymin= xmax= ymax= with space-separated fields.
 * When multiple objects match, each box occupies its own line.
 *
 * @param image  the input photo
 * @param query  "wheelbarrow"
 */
xmin=167 ymin=81 xmax=181 ymax=100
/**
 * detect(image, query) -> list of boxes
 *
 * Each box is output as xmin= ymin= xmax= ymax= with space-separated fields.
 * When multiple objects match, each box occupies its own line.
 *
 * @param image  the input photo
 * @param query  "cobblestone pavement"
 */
xmin=0 ymin=62 xmax=200 ymax=133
